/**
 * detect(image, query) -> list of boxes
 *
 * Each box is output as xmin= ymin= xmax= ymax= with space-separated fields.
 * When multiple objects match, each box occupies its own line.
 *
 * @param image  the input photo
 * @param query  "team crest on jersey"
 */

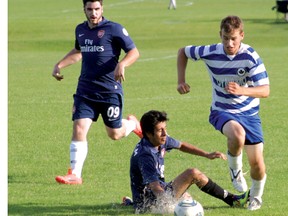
xmin=97 ymin=30 xmax=105 ymax=38
xmin=237 ymin=68 xmax=246 ymax=77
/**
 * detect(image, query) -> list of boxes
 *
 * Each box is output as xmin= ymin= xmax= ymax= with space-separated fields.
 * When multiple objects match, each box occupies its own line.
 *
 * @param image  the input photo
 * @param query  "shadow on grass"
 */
xmin=244 ymin=18 xmax=288 ymax=25
xmin=8 ymin=203 xmax=240 ymax=215
xmin=201 ymin=18 xmax=288 ymax=26
xmin=8 ymin=203 xmax=135 ymax=215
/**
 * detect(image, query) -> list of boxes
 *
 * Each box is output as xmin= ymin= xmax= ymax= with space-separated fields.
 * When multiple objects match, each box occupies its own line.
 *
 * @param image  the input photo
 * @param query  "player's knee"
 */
xmin=72 ymin=130 xmax=86 ymax=140
xmin=186 ymin=168 xmax=201 ymax=177
xmin=107 ymin=131 xmax=123 ymax=140
xmin=250 ymin=159 xmax=265 ymax=173
xmin=108 ymin=133 xmax=119 ymax=140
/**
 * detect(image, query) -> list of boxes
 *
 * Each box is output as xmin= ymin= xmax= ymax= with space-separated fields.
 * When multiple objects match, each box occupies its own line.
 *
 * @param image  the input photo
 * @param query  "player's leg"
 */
xmin=105 ymin=117 xmax=142 ymax=140
xmin=172 ymin=0 xmax=176 ymax=9
xmin=168 ymin=0 xmax=172 ymax=9
xmin=245 ymin=143 xmax=266 ymax=210
xmin=171 ymin=168 xmax=207 ymax=199
xmin=69 ymin=118 xmax=92 ymax=177
xmin=55 ymin=96 xmax=94 ymax=184
xmin=55 ymin=119 xmax=92 ymax=184
xmin=103 ymin=94 xmax=142 ymax=140
xmin=172 ymin=168 xmax=249 ymax=207
xmin=222 ymin=120 xmax=248 ymax=192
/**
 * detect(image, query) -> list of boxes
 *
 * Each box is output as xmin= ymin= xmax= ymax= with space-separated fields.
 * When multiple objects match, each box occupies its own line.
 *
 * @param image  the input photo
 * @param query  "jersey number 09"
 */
xmin=107 ymin=106 xmax=120 ymax=118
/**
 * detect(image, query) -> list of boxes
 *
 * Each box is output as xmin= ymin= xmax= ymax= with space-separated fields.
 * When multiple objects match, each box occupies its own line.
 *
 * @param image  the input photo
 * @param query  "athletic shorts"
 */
xmin=72 ymin=93 xmax=123 ymax=129
xmin=209 ymin=110 xmax=264 ymax=145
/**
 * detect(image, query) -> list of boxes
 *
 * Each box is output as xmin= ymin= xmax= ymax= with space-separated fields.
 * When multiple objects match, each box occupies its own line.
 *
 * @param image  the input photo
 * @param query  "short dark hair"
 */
xmin=82 ymin=0 xmax=103 ymax=6
xmin=140 ymin=110 xmax=168 ymax=138
xmin=220 ymin=15 xmax=244 ymax=33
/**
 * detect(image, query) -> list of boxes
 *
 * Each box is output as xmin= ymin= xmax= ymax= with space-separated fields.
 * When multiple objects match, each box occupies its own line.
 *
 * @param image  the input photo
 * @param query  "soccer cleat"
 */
xmin=248 ymin=197 xmax=262 ymax=211
xmin=122 ymin=196 xmax=133 ymax=206
xmin=232 ymin=190 xmax=250 ymax=207
xmin=55 ymin=168 xmax=82 ymax=185
xmin=229 ymin=168 xmax=248 ymax=192
xmin=127 ymin=115 xmax=143 ymax=138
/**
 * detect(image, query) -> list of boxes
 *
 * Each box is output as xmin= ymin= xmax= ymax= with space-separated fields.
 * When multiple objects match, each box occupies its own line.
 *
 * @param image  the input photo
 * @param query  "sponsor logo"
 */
xmin=80 ymin=39 xmax=104 ymax=52
xmin=78 ymin=34 xmax=85 ymax=37
xmin=80 ymin=45 xmax=104 ymax=52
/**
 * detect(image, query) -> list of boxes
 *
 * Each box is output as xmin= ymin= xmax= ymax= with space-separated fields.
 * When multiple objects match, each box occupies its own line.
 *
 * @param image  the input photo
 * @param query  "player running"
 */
xmin=176 ymin=15 xmax=269 ymax=210
xmin=52 ymin=0 xmax=141 ymax=185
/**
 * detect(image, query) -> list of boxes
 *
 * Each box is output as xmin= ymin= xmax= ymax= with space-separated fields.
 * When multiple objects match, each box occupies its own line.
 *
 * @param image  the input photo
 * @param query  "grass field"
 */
xmin=8 ymin=0 xmax=288 ymax=215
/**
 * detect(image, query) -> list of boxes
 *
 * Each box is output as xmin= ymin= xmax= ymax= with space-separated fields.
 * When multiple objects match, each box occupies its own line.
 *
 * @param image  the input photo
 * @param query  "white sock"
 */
xmin=70 ymin=141 xmax=88 ymax=178
xmin=227 ymin=151 xmax=243 ymax=170
xmin=250 ymin=174 xmax=267 ymax=202
xmin=122 ymin=119 xmax=136 ymax=137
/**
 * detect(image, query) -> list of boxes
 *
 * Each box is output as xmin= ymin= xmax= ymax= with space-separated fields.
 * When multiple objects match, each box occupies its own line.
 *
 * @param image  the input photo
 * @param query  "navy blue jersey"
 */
xmin=74 ymin=17 xmax=136 ymax=100
xmin=130 ymin=136 xmax=180 ymax=209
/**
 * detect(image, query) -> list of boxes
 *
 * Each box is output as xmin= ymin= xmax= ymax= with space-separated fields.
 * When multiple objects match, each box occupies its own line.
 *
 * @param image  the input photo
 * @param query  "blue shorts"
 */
xmin=209 ymin=110 xmax=264 ymax=145
xmin=72 ymin=93 xmax=123 ymax=129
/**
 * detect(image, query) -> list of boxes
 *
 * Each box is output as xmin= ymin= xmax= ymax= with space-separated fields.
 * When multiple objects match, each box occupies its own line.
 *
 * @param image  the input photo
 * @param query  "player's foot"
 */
xmin=229 ymin=168 xmax=248 ymax=192
xmin=248 ymin=197 xmax=262 ymax=211
xmin=122 ymin=196 xmax=133 ymax=206
xmin=127 ymin=115 xmax=143 ymax=138
xmin=55 ymin=168 xmax=82 ymax=185
xmin=232 ymin=190 xmax=250 ymax=207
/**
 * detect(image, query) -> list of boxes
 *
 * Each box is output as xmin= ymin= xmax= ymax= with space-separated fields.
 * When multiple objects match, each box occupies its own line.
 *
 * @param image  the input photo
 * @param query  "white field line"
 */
xmin=138 ymin=55 xmax=176 ymax=62
xmin=61 ymin=1 xmax=193 ymax=13
xmin=105 ymin=0 xmax=144 ymax=7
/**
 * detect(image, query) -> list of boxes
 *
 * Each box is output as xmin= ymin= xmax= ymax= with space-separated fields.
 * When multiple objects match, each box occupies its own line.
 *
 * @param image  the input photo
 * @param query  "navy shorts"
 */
xmin=72 ymin=93 xmax=123 ymax=129
xmin=209 ymin=110 xmax=264 ymax=145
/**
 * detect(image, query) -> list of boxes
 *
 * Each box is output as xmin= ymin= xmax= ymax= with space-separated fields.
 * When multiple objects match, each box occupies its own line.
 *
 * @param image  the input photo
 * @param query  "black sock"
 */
xmin=199 ymin=178 xmax=234 ymax=206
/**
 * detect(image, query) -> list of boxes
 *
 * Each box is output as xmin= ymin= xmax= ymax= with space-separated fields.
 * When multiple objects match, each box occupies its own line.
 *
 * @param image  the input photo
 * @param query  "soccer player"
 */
xmin=128 ymin=110 xmax=249 ymax=214
xmin=176 ymin=15 xmax=269 ymax=210
xmin=168 ymin=0 xmax=177 ymax=10
xmin=52 ymin=0 xmax=142 ymax=184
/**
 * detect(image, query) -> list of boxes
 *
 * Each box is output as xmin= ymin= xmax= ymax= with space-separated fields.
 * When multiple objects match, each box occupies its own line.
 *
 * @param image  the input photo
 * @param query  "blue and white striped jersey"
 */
xmin=185 ymin=43 xmax=269 ymax=116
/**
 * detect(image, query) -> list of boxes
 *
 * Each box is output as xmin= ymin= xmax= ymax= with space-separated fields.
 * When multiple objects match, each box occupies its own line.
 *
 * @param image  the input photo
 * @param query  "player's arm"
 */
xmin=177 ymin=47 xmax=190 ymax=94
xmin=225 ymin=83 xmax=270 ymax=98
xmin=147 ymin=181 xmax=165 ymax=197
xmin=52 ymin=48 xmax=82 ymax=81
xmin=179 ymin=142 xmax=227 ymax=160
xmin=114 ymin=47 xmax=140 ymax=83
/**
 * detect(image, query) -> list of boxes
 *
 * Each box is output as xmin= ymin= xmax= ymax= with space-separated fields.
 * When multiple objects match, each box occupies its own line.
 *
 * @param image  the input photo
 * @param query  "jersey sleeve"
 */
xmin=112 ymin=23 xmax=136 ymax=53
xmin=165 ymin=136 xmax=181 ymax=150
xmin=246 ymin=48 xmax=269 ymax=87
xmin=184 ymin=44 xmax=219 ymax=61
xmin=74 ymin=25 xmax=81 ymax=50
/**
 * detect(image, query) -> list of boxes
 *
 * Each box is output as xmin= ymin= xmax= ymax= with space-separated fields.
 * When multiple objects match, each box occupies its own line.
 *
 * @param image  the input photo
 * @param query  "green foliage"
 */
xmin=8 ymin=0 xmax=288 ymax=215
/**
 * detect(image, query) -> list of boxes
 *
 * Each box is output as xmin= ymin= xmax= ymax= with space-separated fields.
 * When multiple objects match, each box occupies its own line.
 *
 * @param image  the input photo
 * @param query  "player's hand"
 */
xmin=177 ymin=83 xmax=190 ymax=94
xmin=114 ymin=63 xmax=125 ymax=83
xmin=206 ymin=151 xmax=227 ymax=160
xmin=52 ymin=65 xmax=64 ymax=81
xmin=225 ymin=82 xmax=243 ymax=95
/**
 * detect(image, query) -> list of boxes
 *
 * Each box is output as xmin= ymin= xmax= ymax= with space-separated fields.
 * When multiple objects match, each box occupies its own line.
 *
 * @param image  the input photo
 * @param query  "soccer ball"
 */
xmin=174 ymin=199 xmax=204 ymax=216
